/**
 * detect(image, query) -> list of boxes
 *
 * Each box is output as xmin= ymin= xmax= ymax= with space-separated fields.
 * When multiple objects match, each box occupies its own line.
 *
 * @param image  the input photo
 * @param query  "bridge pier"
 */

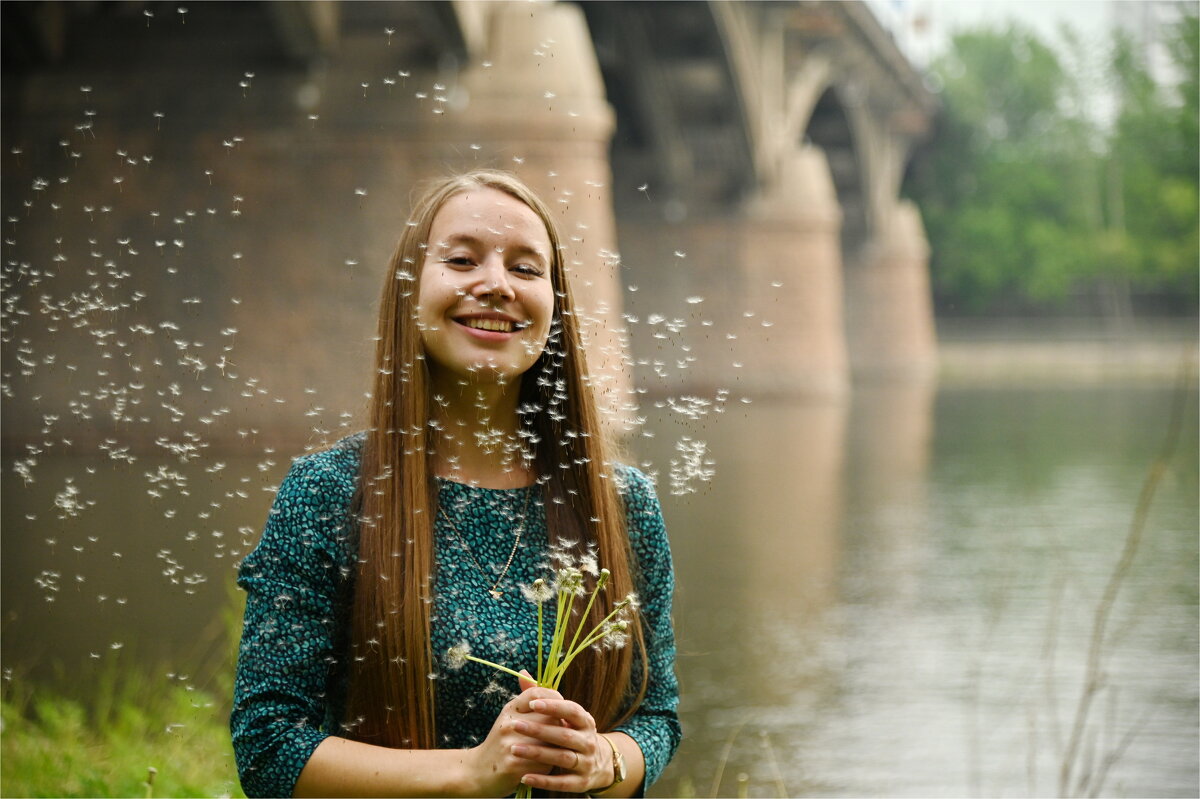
xmin=441 ymin=2 xmax=634 ymax=427
xmin=844 ymin=200 xmax=938 ymax=381
xmin=741 ymin=146 xmax=849 ymax=397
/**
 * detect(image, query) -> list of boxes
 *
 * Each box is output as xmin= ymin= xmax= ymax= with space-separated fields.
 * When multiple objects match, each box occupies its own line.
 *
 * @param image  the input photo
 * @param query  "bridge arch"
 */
xmin=1 ymin=0 xmax=938 ymax=448
xmin=804 ymin=85 xmax=870 ymax=259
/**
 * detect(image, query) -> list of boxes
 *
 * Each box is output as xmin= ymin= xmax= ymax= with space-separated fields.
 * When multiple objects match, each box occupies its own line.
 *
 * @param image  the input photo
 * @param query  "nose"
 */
xmin=469 ymin=254 xmax=515 ymax=303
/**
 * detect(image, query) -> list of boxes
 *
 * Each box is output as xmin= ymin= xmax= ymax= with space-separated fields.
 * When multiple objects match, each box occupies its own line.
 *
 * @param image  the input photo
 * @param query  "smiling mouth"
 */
xmin=458 ymin=317 xmax=528 ymax=333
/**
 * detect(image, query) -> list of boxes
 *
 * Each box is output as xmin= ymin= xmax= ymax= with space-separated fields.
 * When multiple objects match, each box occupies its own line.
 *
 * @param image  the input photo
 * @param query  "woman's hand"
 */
xmin=507 ymin=688 xmax=615 ymax=794
xmin=465 ymin=672 xmax=562 ymax=796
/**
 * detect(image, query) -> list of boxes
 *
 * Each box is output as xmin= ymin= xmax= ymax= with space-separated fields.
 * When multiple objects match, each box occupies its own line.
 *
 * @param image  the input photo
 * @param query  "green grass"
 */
xmin=1 ymin=660 xmax=244 ymax=799
xmin=2 ymin=583 xmax=246 ymax=798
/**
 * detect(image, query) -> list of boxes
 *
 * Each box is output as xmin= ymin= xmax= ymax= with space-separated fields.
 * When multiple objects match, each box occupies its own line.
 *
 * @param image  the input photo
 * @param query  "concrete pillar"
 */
xmin=740 ymin=145 xmax=849 ymax=397
xmin=0 ymin=0 xmax=633 ymax=452
xmin=844 ymin=199 xmax=938 ymax=381
xmin=436 ymin=2 xmax=633 ymax=429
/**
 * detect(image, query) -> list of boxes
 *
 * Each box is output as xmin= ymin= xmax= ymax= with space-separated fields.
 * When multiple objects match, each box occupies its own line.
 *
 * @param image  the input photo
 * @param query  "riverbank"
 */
xmin=936 ymin=317 xmax=1197 ymax=384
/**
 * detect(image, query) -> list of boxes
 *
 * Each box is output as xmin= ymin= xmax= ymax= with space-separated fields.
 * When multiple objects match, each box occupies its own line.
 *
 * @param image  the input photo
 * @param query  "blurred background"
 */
xmin=1 ymin=1 xmax=1196 ymax=796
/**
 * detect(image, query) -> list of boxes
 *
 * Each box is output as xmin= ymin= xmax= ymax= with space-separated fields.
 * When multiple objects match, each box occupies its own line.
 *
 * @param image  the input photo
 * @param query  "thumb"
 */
xmin=518 ymin=668 xmax=538 ymax=692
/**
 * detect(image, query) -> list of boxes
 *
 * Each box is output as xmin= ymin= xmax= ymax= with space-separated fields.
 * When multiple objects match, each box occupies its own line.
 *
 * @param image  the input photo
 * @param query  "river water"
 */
xmin=2 ymin=379 xmax=1197 ymax=797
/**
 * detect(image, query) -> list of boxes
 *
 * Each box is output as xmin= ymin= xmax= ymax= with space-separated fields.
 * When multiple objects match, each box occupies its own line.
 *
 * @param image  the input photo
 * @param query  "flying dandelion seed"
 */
xmin=0 ymin=76 xmax=721 ymax=777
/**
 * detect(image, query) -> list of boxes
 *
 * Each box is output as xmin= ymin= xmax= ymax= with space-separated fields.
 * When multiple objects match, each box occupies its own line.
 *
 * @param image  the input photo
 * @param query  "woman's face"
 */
xmin=417 ymin=187 xmax=556 ymax=385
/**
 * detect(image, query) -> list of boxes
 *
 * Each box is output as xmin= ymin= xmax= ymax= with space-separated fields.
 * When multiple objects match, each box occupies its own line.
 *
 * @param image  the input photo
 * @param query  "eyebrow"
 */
xmin=435 ymin=233 xmax=549 ymax=265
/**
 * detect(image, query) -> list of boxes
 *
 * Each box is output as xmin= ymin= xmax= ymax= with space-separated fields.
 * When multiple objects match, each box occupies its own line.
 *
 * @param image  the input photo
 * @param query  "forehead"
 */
xmin=428 ymin=187 xmax=551 ymax=252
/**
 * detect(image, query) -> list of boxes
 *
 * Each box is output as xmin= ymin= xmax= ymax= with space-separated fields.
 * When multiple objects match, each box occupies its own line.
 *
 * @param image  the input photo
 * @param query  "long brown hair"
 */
xmin=345 ymin=170 xmax=647 ymax=749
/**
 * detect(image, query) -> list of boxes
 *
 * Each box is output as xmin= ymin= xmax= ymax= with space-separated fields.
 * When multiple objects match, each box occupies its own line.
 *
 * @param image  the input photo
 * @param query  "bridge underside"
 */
xmin=1 ymin=0 xmax=937 ymax=450
xmin=581 ymin=1 xmax=938 ymax=395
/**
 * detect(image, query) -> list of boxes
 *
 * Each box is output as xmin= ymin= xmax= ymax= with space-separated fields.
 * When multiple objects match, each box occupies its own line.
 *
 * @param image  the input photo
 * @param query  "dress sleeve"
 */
xmin=230 ymin=450 xmax=355 ymax=798
xmin=613 ymin=466 xmax=682 ymax=791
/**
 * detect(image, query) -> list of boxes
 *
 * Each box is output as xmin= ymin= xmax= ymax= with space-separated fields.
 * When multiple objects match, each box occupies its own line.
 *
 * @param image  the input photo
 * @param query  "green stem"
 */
xmin=550 ymin=605 xmax=631 ymax=689
xmin=545 ymin=586 xmax=573 ymax=685
xmin=565 ymin=583 xmax=603 ymax=666
xmin=557 ymin=587 xmax=579 ymax=665
xmin=536 ymin=602 xmax=544 ymax=685
xmin=576 ymin=603 xmax=626 ymax=650
xmin=552 ymin=628 xmax=611 ymax=689
xmin=463 ymin=655 xmax=526 ymax=683
xmin=547 ymin=588 xmax=567 ymax=668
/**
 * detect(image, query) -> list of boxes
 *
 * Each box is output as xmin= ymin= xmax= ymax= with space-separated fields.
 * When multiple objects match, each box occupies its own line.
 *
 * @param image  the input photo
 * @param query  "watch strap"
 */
xmin=596 ymin=734 xmax=626 ymax=794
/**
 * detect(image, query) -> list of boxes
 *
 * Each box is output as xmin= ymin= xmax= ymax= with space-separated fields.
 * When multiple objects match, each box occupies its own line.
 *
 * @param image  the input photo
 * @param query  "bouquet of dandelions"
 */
xmin=446 ymin=552 xmax=638 ymax=797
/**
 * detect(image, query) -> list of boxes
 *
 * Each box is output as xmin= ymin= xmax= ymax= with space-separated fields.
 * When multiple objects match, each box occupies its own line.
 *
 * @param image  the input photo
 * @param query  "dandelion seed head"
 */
xmin=601 ymin=620 xmax=630 ymax=650
xmin=519 ymin=578 xmax=554 ymax=605
xmin=445 ymin=641 xmax=471 ymax=670
xmin=559 ymin=568 xmax=586 ymax=596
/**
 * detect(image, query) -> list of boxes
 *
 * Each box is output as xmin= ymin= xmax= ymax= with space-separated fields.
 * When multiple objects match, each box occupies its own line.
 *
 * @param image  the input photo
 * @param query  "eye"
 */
xmin=440 ymin=256 xmax=475 ymax=268
xmin=511 ymin=263 xmax=544 ymax=277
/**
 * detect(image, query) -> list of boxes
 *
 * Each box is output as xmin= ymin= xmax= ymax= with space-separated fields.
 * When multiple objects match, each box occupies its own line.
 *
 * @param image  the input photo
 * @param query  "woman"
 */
xmin=231 ymin=170 xmax=680 ymax=797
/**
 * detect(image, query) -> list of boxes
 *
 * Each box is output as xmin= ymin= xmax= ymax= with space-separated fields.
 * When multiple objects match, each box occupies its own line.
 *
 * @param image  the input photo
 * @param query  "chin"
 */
xmin=454 ymin=360 xmax=529 ymax=386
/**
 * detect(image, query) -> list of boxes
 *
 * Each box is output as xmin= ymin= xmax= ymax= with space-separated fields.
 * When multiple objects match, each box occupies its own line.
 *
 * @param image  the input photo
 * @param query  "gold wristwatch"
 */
xmin=596 ymin=734 xmax=626 ymax=794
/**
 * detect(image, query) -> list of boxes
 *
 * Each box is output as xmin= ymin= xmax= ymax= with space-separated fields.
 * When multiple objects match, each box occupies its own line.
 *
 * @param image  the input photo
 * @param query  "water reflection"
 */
xmin=2 ymin=382 xmax=1196 ymax=797
xmin=637 ymin=382 xmax=933 ymax=796
xmin=646 ymin=381 xmax=1195 ymax=797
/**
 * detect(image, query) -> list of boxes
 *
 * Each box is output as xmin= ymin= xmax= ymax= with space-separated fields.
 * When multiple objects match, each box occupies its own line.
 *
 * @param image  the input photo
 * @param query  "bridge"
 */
xmin=2 ymin=0 xmax=937 ymax=446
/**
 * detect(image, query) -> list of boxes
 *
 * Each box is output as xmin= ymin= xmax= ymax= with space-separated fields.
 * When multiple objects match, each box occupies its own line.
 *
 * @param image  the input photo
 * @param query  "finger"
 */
xmin=508 ymin=754 xmax=554 ymax=778
xmin=511 ymin=686 xmax=564 ymax=713
xmin=517 ymin=668 xmax=538 ymax=693
xmin=511 ymin=743 xmax=584 ymax=772
xmin=520 ymin=771 xmax=591 ymax=794
xmin=513 ymin=717 xmax=586 ymax=751
xmin=527 ymin=697 xmax=596 ymax=730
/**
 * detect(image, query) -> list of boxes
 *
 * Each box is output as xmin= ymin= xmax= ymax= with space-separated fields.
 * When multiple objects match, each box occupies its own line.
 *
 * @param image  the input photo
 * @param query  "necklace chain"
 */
xmin=439 ymin=487 xmax=532 ymax=600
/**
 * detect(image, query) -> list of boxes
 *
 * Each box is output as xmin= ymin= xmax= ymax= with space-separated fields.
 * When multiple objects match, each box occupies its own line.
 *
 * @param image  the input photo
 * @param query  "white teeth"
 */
xmin=463 ymin=318 xmax=514 ymax=332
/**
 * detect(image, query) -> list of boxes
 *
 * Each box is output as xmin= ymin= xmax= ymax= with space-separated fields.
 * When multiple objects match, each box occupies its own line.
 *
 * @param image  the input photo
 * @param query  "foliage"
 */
xmin=1 ymin=667 xmax=243 ymax=799
xmin=906 ymin=11 xmax=1199 ymax=315
xmin=1 ymin=586 xmax=246 ymax=798
xmin=1107 ymin=14 xmax=1200 ymax=302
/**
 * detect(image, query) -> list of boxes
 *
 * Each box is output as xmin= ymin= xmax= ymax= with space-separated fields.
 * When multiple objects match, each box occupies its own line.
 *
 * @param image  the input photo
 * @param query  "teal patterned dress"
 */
xmin=230 ymin=433 xmax=681 ymax=797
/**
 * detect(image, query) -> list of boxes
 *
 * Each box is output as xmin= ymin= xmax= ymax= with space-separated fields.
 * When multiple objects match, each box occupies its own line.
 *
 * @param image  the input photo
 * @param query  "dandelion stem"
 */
xmin=553 ymin=626 xmax=615 ymax=686
xmin=546 ymin=583 xmax=573 ymax=683
xmin=565 ymin=572 xmax=607 ymax=665
xmin=463 ymin=654 xmax=525 ymax=682
xmin=552 ymin=643 xmax=593 ymax=688
xmin=545 ymin=593 xmax=562 ymax=681
xmin=558 ymin=584 xmax=579 ymax=664
xmin=584 ymin=601 xmax=630 ymax=642
xmin=551 ymin=610 xmax=631 ymax=689
xmin=536 ymin=602 xmax=544 ymax=684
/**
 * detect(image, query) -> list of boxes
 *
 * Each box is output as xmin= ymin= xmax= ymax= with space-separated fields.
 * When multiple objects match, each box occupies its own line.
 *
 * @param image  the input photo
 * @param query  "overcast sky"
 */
xmin=867 ymin=0 xmax=1181 ymax=66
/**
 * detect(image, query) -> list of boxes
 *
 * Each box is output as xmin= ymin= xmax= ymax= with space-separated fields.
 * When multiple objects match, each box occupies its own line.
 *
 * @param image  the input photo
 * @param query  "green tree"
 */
xmin=1105 ymin=9 xmax=1199 ymax=314
xmin=907 ymin=24 xmax=1104 ymax=312
xmin=906 ymin=13 xmax=1199 ymax=316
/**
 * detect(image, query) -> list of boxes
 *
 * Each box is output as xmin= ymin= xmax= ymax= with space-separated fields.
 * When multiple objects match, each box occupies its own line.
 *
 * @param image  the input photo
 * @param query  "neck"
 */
xmin=428 ymin=371 xmax=534 ymax=489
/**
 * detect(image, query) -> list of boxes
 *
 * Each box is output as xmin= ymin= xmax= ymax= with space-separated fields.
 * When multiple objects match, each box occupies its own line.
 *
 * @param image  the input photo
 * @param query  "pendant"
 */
xmin=489 ymin=589 xmax=503 ymax=600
